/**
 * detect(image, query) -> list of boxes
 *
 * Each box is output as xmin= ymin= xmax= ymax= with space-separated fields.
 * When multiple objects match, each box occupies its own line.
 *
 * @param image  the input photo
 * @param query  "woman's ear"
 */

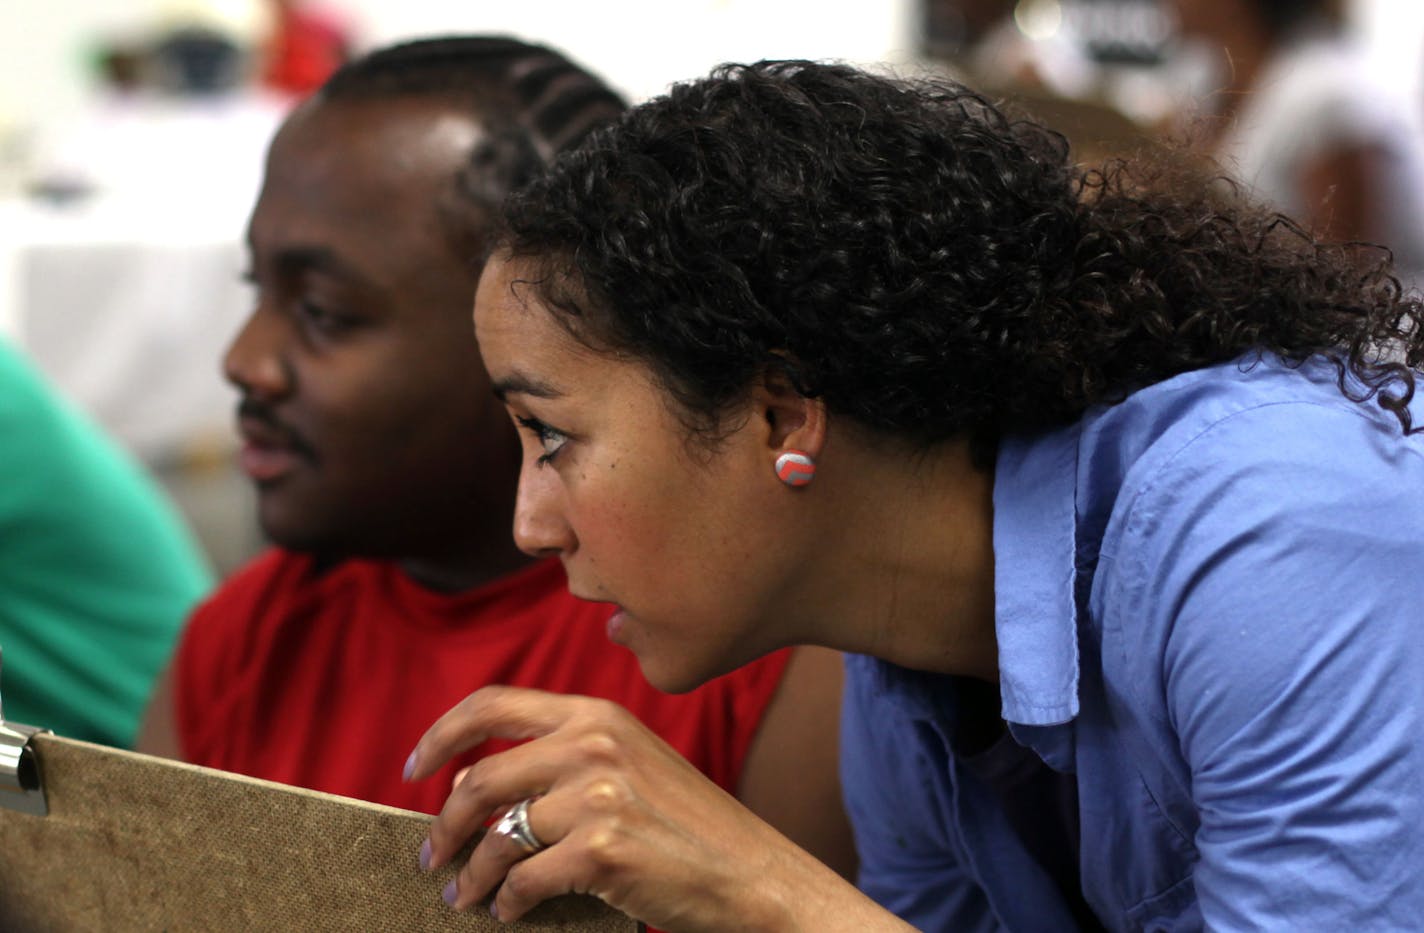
xmin=756 ymin=365 xmax=828 ymax=461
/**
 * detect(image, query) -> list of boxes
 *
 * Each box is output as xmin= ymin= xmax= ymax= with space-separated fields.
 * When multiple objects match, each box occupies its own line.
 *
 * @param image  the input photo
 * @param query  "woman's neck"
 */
xmin=801 ymin=433 xmax=999 ymax=681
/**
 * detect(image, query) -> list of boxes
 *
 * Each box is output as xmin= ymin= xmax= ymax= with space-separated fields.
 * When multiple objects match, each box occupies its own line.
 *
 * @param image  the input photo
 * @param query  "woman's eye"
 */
xmin=514 ymin=415 xmax=569 ymax=466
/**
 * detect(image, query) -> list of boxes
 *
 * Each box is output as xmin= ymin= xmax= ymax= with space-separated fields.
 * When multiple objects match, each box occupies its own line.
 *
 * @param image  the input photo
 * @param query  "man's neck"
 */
xmin=398 ymin=540 xmax=535 ymax=594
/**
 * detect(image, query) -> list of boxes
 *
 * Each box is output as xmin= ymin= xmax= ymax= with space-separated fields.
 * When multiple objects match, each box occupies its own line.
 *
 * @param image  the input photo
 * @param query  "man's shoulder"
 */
xmin=196 ymin=548 xmax=311 ymax=604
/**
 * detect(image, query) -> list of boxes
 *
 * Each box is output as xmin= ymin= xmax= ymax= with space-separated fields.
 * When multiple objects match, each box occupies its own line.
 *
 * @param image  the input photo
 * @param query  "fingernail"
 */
xmin=442 ymin=879 xmax=458 ymax=907
xmin=419 ymin=839 xmax=431 ymax=871
xmin=403 ymin=750 xmax=418 ymax=781
xmin=490 ymin=901 xmax=500 ymax=920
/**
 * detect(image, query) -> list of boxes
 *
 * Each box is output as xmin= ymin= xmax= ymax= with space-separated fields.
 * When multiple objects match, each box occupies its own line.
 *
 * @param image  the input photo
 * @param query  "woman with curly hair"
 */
xmin=405 ymin=60 xmax=1424 ymax=931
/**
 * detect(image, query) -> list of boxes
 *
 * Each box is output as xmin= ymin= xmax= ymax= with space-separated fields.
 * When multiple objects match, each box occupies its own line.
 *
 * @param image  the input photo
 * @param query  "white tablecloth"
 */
xmin=0 ymin=195 xmax=255 ymax=462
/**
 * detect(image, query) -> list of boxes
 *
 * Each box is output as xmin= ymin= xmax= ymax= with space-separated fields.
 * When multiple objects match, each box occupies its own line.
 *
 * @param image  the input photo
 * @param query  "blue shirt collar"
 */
xmin=993 ymin=421 xmax=1081 ymax=727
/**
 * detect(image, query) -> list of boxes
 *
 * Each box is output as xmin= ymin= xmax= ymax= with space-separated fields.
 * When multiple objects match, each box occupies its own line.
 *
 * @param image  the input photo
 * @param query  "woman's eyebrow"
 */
xmin=492 ymin=370 xmax=564 ymax=402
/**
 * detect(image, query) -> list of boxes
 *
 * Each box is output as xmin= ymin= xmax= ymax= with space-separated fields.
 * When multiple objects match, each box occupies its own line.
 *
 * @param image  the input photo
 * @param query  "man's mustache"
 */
xmin=236 ymin=399 xmax=318 ymax=461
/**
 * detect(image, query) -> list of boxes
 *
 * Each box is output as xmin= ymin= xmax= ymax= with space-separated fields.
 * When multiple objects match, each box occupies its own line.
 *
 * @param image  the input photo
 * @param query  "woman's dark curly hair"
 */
xmin=497 ymin=60 xmax=1422 ymax=460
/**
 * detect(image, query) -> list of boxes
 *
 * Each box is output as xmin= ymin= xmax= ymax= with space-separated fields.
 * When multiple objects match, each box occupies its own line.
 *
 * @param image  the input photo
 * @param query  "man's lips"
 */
xmin=235 ymin=404 xmax=314 ymax=483
xmin=237 ymin=440 xmax=302 ymax=483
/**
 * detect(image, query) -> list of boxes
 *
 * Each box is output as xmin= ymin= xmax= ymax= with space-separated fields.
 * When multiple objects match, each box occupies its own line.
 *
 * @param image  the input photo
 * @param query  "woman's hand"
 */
xmin=405 ymin=686 xmax=907 ymax=932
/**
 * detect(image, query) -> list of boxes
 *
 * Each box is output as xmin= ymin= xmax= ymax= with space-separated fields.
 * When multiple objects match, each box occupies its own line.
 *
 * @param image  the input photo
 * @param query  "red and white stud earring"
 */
xmin=774 ymin=450 xmax=816 ymax=487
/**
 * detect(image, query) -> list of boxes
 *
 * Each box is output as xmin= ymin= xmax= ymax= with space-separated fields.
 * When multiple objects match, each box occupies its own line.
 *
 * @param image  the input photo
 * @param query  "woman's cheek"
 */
xmin=575 ymin=453 xmax=684 ymax=556
xmin=574 ymin=499 xmax=669 ymax=574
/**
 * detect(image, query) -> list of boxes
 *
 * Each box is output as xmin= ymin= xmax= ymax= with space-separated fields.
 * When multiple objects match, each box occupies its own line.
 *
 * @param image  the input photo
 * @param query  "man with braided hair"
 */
xmin=136 ymin=37 xmax=854 ymax=878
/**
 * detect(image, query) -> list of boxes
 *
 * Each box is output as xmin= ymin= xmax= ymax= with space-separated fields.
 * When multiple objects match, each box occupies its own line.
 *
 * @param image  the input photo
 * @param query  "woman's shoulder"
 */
xmin=1084 ymin=355 xmax=1416 ymax=496
xmin=1081 ymin=354 xmax=1423 ymax=655
xmin=1087 ymin=359 xmax=1424 ymax=674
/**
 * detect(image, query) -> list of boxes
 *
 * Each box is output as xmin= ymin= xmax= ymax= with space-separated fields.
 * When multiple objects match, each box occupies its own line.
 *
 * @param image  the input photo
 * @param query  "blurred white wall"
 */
xmin=1354 ymin=0 xmax=1424 ymax=99
xmin=346 ymin=0 xmax=921 ymax=102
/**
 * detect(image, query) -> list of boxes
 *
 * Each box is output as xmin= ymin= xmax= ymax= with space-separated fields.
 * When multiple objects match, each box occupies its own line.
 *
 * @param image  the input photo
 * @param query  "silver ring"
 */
xmin=491 ymin=797 xmax=546 ymax=856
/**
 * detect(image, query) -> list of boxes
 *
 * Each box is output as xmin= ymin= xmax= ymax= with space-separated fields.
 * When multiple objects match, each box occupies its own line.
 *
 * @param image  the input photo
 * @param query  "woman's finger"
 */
xmin=490 ymin=841 xmax=613 ymax=923
xmin=405 ymin=685 xmax=584 ymax=781
xmin=484 ymin=798 xmax=700 ymax=926
xmin=424 ymin=694 xmax=660 ymax=867
xmin=448 ymin=793 xmax=563 ymax=910
xmin=424 ymin=738 xmax=567 ymax=869
xmin=450 ymin=785 xmax=633 ymax=922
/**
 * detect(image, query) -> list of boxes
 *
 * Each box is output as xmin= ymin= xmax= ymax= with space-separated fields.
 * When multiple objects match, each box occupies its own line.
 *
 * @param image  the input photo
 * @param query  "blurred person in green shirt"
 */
xmin=0 ymin=337 xmax=212 ymax=746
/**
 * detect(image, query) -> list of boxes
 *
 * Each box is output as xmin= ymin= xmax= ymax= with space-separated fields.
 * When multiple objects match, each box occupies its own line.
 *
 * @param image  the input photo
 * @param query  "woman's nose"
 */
xmin=512 ymin=462 xmax=575 ymax=558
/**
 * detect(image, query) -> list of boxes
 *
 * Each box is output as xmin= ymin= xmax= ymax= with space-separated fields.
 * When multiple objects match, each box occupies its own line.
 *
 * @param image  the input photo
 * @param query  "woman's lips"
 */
xmin=606 ymin=607 xmax=629 ymax=645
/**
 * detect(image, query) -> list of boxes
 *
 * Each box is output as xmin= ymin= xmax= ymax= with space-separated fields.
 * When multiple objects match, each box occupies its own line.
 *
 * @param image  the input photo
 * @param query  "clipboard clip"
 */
xmin=0 ymin=646 xmax=49 ymax=816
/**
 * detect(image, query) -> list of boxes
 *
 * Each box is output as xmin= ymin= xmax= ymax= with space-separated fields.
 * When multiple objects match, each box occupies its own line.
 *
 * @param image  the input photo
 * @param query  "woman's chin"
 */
xmin=609 ymin=608 xmax=738 ymax=694
xmin=634 ymin=651 xmax=714 ymax=696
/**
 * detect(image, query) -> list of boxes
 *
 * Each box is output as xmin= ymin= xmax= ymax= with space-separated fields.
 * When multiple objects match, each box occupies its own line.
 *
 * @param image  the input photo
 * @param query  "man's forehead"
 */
xmin=252 ymin=99 xmax=486 ymax=242
xmin=280 ymin=96 xmax=488 ymax=166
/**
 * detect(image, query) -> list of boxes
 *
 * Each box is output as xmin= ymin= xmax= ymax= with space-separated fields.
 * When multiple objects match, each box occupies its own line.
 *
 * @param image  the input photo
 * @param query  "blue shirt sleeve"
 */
xmin=1101 ymin=402 xmax=1424 ymax=930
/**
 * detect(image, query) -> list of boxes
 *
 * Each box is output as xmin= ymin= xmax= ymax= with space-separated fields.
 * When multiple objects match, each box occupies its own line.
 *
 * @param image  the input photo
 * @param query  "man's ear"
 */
xmin=755 ymin=365 xmax=828 ymax=461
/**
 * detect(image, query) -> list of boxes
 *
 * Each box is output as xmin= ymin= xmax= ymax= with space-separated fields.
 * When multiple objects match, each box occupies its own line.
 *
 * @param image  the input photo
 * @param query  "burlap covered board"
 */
xmin=0 ymin=733 xmax=639 ymax=932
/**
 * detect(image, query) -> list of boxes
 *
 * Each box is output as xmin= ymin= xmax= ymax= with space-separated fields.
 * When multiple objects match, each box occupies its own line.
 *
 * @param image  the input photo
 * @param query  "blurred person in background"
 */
xmin=0 ymin=336 xmax=212 ymax=747
xmin=30 ymin=34 xmax=170 ymax=202
xmin=137 ymin=36 xmax=854 ymax=878
xmin=1171 ymin=0 xmax=1424 ymax=283
xmin=33 ymin=18 xmax=281 ymax=209
xmin=259 ymin=0 xmax=352 ymax=98
xmin=921 ymin=0 xmax=1099 ymax=98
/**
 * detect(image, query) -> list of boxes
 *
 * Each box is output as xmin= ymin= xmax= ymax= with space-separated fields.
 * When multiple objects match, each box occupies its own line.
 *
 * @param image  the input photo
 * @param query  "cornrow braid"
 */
xmin=317 ymin=35 xmax=626 ymax=260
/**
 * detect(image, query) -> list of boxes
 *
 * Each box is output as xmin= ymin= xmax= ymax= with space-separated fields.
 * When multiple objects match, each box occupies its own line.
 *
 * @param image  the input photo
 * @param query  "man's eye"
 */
xmin=299 ymin=300 xmax=355 ymax=333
